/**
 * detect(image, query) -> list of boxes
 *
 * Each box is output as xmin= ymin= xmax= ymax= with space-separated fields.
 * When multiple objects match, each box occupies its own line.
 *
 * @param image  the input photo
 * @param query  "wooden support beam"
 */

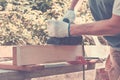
xmin=0 ymin=64 xmax=84 ymax=80
xmin=0 ymin=64 xmax=44 ymax=71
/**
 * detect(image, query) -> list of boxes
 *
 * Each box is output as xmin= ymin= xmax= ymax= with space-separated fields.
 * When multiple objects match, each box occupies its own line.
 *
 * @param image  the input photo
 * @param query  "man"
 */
xmin=47 ymin=0 xmax=120 ymax=80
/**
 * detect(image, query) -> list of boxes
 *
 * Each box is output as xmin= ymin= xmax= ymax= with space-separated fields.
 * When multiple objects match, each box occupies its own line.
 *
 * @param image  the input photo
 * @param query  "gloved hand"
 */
xmin=63 ymin=10 xmax=75 ymax=23
xmin=47 ymin=20 xmax=70 ymax=38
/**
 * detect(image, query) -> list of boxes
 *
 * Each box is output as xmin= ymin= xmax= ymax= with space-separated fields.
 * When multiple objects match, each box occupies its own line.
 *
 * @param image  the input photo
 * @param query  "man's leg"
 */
xmin=88 ymin=0 xmax=120 ymax=80
xmin=108 ymin=48 xmax=120 ymax=80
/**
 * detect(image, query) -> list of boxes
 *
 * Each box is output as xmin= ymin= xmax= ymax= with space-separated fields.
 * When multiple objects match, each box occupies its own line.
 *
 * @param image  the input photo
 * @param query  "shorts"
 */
xmin=106 ymin=48 xmax=120 ymax=80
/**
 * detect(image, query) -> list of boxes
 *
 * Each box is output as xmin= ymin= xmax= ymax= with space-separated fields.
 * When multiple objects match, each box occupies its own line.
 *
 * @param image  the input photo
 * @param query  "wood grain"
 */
xmin=16 ymin=45 xmax=83 ymax=66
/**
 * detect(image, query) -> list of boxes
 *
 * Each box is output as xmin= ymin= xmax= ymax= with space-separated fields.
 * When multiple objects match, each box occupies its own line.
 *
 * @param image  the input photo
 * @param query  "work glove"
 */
xmin=47 ymin=18 xmax=83 ymax=45
xmin=47 ymin=20 xmax=70 ymax=38
xmin=63 ymin=10 xmax=75 ymax=23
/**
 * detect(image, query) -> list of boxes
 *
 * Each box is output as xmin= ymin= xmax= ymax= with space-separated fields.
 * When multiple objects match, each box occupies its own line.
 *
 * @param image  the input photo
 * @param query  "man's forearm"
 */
xmin=70 ymin=15 xmax=120 ymax=36
xmin=69 ymin=0 xmax=79 ymax=10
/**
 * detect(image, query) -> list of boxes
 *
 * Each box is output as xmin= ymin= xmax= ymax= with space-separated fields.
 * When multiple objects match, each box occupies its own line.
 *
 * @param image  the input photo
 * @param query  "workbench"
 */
xmin=0 ymin=45 xmax=108 ymax=80
xmin=0 ymin=64 xmax=87 ymax=80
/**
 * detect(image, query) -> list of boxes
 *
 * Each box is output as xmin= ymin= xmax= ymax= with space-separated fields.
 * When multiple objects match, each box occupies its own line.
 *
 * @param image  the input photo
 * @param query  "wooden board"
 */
xmin=0 ymin=64 xmax=84 ymax=80
xmin=15 ymin=45 xmax=83 ymax=66
xmin=85 ymin=46 xmax=110 ymax=58
xmin=0 ymin=64 xmax=44 ymax=71
xmin=0 ymin=59 xmax=44 ymax=71
xmin=0 ymin=46 xmax=13 ymax=57
xmin=0 ymin=45 xmax=109 ymax=66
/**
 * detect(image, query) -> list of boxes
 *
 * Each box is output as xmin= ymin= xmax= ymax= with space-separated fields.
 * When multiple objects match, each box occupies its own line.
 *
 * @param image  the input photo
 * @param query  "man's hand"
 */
xmin=63 ymin=10 xmax=75 ymax=23
xmin=47 ymin=20 xmax=70 ymax=38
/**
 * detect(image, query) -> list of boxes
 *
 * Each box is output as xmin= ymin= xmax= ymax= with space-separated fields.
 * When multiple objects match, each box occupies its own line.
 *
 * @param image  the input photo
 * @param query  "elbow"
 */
xmin=108 ymin=16 xmax=120 ymax=35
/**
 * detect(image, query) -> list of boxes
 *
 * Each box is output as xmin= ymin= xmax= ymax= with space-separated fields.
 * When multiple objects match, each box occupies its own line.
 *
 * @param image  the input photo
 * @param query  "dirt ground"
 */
xmin=31 ymin=69 xmax=96 ymax=80
xmin=31 ymin=62 xmax=105 ymax=80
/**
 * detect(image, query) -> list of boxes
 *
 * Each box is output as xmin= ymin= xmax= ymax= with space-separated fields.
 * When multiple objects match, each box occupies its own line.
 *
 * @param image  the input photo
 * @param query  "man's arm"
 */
xmin=70 ymin=14 xmax=120 ymax=36
xmin=69 ymin=0 xmax=79 ymax=10
xmin=63 ymin=0 xmax=81 ymax=23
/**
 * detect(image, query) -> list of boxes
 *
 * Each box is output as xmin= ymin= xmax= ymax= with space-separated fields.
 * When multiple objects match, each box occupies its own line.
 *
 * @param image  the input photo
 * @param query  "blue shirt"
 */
xmin=89 ymin=0 xmax=120 ymax=48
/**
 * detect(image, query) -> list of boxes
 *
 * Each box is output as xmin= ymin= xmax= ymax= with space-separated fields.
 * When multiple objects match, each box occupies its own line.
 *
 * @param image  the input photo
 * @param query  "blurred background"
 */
xmin=0 ymin=0 xmax=107 ymax=46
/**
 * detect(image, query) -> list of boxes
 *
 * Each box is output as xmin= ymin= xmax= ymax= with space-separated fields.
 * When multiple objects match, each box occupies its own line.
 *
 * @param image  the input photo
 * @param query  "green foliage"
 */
xmin=0 ymin=0 xmax=96 ymax=45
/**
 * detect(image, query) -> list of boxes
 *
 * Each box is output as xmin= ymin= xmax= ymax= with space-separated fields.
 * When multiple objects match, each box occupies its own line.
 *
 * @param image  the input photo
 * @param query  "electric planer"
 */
xmin=47 ymin=18 xmax=83 ymax=45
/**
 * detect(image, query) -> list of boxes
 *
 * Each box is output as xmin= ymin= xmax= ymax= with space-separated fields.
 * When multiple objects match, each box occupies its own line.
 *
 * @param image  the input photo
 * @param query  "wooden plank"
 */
xmin=0 ymin=64 xmax=44 ymax=71
xmin=0 ymin=64 xmax=83 ymax=80
xmin=0 ymin=59 xmax=43 ymax=71
xmin=16 ymin=45 xmax=83 ymax=66
xmin=0 ymin=46 xmax=13 ymax=57
xmin=85 ymin=46 xmax=110 ymax=58
xmin=13 ymin=47 xmax=17 ymax=65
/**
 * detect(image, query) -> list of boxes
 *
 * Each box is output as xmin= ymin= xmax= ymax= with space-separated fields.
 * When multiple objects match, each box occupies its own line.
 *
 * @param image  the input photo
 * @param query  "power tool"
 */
xmin=47 ymin=18 xmax=83 ymax=45
xmin=47 ymin=18 xmax=86 ymax=80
